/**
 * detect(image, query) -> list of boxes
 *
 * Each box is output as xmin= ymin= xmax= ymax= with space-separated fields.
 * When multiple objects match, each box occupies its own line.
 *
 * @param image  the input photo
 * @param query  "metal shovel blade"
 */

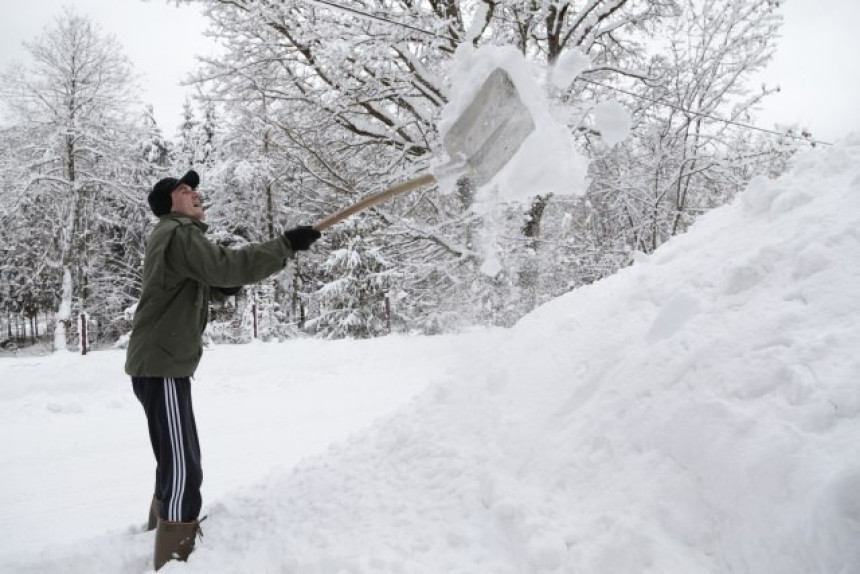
xmin=442 ymin=68 xmax=536 ymax=187
xmin=314 ymin=68 xmax=535 ymax=231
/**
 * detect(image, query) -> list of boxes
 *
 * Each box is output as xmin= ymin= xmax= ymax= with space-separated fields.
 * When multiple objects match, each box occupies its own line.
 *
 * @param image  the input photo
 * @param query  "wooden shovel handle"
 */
xmin=313 ymin=173 xmax=437 ymax=232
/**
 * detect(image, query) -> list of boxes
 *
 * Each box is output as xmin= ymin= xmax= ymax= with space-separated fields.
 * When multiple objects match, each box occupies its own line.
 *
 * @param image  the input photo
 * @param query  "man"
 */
xmin=125 ymin=170 xmax=320 ymax=570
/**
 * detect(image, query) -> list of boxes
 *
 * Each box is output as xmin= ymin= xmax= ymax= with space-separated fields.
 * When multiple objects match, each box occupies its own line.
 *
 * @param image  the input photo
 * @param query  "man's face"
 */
xmin=171 ymin=183 xmax=205 ymax=220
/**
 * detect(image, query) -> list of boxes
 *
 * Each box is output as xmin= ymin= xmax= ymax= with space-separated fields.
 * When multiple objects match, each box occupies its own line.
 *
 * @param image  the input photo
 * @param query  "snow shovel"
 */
xmin=313 ymin=68 xmax=535 ymax=232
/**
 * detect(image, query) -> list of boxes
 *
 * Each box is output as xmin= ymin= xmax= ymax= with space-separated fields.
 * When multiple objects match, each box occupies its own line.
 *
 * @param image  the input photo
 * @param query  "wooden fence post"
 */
xmin=81 ymin=314 xmax=87 ymax=356
xmin=385 ymin=296 xmax=391 ymax=334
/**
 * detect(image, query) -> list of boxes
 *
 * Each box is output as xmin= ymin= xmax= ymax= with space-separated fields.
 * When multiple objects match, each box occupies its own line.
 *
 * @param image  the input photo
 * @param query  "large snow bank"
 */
xmin=3 ymin=134 xmax=860 ymax=572
xmin=190 ymin=134 xmax=860 ymax=573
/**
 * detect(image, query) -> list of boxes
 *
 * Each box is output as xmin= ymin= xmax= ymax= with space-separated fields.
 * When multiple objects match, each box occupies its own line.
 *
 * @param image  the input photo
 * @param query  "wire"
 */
xmin=575 ymin=77 xmax=832 ymax=146
xmin=298 ymin=0 xmax=830 ymax=146
xmin=301 ymin=0 xmax=441 ymax=38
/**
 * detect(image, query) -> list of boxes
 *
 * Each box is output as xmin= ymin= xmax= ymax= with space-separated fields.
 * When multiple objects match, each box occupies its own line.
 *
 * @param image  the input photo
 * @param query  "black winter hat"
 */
xmin=148 ymin=170 xmax=200 ymax=216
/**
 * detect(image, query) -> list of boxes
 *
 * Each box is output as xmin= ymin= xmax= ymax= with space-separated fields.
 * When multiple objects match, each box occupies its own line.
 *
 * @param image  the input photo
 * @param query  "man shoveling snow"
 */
xmin=125 ymin=170 xmax=321 ymax=570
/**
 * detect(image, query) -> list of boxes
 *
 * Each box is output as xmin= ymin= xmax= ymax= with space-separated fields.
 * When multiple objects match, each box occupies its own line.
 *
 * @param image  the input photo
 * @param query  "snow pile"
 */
xmin=192 ymin=134 xmax=860 ymax=573
xmin=3 ymin=135 xmax=860 ymax=572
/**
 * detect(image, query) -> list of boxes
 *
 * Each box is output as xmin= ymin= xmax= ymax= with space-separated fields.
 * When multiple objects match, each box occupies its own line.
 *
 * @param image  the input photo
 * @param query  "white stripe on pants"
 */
xmin=164 ymin=378 xmax=187 ymax=522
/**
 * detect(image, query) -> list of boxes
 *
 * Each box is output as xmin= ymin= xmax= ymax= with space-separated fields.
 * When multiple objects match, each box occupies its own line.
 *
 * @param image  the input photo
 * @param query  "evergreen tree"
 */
xmin=307 ymin=224 xmax=397 ymax=339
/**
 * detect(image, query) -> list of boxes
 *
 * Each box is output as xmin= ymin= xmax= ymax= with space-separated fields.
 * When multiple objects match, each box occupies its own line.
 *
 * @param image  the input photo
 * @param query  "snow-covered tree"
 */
xmin=307 ymin=223 xmax=398 ymax=338
xmin=139 ymin=104 xmax=172 ymax=171
xmin=179 ymin=0 xmax=679 ymax=332
xmin=495 ymin=0 xmax=791 ymax=312
xmin=165 ymin=0 xmax=802 ymax=338
xmin=174 ymin=99 xmax=219 ymax=172
xmin=0 ymin=7 xmax=145 ymax=351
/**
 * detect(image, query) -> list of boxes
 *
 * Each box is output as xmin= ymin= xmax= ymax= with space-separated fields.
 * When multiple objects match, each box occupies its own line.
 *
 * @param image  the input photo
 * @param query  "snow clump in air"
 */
xmin=551 ymin=48 xmax=592 ymax=89
xmin=591 ymin=99 xmax=632 ymax=145
xmin=463 ymin=4 xmax=489 ymax=43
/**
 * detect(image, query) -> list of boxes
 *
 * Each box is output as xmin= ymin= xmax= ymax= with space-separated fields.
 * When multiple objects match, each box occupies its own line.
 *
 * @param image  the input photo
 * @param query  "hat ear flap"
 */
xmin=148 ymin=177 xmax=177 ymax=216
xmin=147 ymin=189 xmax=172 ymax=216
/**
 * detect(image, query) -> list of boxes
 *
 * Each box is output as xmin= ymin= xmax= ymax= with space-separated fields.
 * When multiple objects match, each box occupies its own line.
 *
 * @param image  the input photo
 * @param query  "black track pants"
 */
xmin=132 ymin=377 xmax=202 ymax=522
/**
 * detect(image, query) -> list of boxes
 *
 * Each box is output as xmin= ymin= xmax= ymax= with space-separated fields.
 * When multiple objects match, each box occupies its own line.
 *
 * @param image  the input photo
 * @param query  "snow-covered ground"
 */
xmin=3 ymin=134 xmax=860 ymax=573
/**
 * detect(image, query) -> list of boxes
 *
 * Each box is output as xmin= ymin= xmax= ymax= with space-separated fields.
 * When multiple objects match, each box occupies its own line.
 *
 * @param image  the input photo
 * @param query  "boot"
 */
xmin=147 ymin=496 xmax=159 ymax=532
xmin=154 ymin=518 xmax=200 ymax=571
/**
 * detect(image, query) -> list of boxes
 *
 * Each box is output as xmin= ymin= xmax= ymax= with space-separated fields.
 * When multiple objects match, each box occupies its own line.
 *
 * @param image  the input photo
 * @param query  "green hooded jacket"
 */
xmin=125 ymin=213 xmax=293 ymax=377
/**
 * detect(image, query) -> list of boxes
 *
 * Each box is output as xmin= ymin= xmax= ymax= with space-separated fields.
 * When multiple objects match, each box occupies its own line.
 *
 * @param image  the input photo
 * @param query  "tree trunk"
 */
xmin=54 ymin=268 xmax=73 ymax=351
xmin=55 ymin=60 xmax=79 ymax=353
xmin=292 ymin=257 xmax=301 ymax=326
xmin=518 ymin=195 xmax=549 ymax=313
xmin=55 ymin=177 xmax=80 ymax=352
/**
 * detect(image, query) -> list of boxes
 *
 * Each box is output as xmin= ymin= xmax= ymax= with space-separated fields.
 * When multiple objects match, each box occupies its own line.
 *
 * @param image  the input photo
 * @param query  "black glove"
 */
xmin=283 ymin=226 xmax=321 ymax=251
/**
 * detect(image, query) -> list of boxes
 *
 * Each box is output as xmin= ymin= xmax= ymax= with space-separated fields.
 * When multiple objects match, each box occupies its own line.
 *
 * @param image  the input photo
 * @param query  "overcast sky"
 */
xmin=0 ymin=0 xmax=216 ymax=134
xmin=1 ymin=0 xmax=858 ymax=143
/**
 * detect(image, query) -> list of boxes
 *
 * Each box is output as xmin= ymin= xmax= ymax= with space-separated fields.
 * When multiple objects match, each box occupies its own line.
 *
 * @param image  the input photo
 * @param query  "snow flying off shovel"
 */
xmin=313 ymin=68 xmax=535 ymax=232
